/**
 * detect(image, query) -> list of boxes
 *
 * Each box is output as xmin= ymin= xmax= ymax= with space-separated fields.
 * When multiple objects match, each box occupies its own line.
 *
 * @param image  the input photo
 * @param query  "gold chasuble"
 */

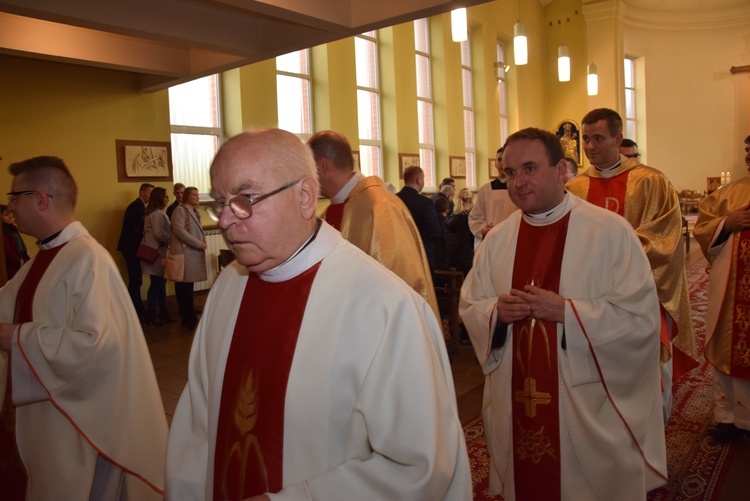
xmin=511 ymin=215 xmax=569 ymax=501
xmin=567 ymin=159 xmax=698 ymax=377
xmin=213 ymin=262 xmax=321 ymax=499
xmin=1 ymin=244 xmax=66 ymax=500
xmin=322 ymin=176 xmax=440 ymax=324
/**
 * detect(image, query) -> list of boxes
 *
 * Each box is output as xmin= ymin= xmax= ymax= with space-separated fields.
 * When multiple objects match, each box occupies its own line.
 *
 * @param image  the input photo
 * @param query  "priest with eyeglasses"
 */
xmin=166 ymin=128 xmax=471 ymax=500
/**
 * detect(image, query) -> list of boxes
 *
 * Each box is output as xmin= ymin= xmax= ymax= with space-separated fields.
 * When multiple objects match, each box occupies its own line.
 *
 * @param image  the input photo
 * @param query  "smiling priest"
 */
xmin=460 ymin=128 xmax=667 ymax=500
xmin=166 ymin=128 xmax=471 ymax=500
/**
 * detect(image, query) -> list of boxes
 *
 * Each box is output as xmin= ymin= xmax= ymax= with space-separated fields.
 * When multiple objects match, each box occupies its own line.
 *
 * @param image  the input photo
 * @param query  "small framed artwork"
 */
xmin=555 ymin=120 xmax=581 ymax=166
xmin=398 ymin=153 xmax=420 ymax=179
xmin=116 ymin=140 xmax=173 ymax=182
xmin=450 ymin=156 xmax=466 ymax=179
xmin=489 ymin=158 xmax=498 ymax=178
xmin=352 ymin=150 xmax=360 ymax=172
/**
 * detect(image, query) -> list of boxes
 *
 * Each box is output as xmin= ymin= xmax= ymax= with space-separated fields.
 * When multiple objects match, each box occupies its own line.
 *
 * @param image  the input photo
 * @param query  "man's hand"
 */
xmin=0 ymin=323 xmax=17 ymax=351
xmin=723 ymin=205 xmax=750 ymax=233
xmin=506 ymin=284 xmax=566 ymax=324
xmin=481 ymin=223 xmax=494 ymax=237
xmin=496 ymin=293 xmax=531 ymax=325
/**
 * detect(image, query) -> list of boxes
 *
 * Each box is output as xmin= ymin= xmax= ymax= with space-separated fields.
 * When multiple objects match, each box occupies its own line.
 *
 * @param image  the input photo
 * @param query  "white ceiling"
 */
xmin=0 ymin=0 xmax=491 ymax=91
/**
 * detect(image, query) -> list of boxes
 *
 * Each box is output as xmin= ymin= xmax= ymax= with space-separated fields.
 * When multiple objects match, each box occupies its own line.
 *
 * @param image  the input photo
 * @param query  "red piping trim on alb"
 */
xmin=568 ymin=301 xmax=668 ymax=483
xmin=14 ymin=323 xmax=165 ymax=495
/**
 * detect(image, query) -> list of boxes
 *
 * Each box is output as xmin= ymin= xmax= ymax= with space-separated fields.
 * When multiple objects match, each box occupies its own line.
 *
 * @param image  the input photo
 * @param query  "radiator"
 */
xmin=195 ymin=229 xmax=230 ymax=291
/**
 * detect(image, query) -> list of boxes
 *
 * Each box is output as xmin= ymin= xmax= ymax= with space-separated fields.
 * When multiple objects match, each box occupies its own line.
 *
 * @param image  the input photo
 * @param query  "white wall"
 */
xmin=623 ymin=5 xmax=750 ymax=192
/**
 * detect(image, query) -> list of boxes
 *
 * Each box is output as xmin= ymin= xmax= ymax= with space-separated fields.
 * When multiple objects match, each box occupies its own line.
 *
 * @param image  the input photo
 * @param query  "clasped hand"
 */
xmin=496 ymin=284 xmax=565 ymax=325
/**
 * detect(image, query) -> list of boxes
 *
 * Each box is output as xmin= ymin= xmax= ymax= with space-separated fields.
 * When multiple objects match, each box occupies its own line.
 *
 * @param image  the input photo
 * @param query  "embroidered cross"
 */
xmin=515 ymin=376 xmax=552 ymax=418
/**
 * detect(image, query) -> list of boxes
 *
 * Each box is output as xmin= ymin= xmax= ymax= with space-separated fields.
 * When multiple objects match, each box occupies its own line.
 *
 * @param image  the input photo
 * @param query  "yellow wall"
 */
xmin=0 ymin=55 xmax=171 ymax=267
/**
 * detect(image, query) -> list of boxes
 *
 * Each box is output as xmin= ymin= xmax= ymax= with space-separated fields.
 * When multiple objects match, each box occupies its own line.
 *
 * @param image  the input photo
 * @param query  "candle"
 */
xmin=727 ymin=172 xmax=732 ymax=183
xmin=721 ymin=172 xmax=726 ymax=185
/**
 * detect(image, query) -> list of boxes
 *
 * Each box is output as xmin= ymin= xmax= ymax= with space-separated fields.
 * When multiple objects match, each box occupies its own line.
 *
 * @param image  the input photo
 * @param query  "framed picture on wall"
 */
xmin=555 ymin=120 xmax=581 ymax=166
xmin=116 ymin=140 xmax=173 ymax=182
xmin=352 ymin=150 xmax=360 ymax=172
xmin=450 ymin=156 xmax=466 ymax=179
xmin=489 ymin=158 xmax=498 ymax=178
xmin=398 ymin=153 xmax=420 ymax=179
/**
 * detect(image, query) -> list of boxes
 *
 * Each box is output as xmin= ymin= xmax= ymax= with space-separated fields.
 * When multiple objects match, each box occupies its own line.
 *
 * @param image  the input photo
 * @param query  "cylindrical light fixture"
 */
xmin=513 ymin=22 xmax=528 ymax=65
xmin=557 ymin=45 xmax=570 ymax=82
xmin=587 ymin=63 xmax=598 ymax=95
xmin=451 ymin=8 xmax=467 ymax=42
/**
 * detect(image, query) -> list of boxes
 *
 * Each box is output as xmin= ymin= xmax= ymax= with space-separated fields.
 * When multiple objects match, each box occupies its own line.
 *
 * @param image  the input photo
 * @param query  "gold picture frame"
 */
xmin=449 ymin=156 xmax=466 ymax=179
xmin=398 ymin=153 xmax=420 ymax=179
xmin=116 ymin=140 xmax=173 ymax=182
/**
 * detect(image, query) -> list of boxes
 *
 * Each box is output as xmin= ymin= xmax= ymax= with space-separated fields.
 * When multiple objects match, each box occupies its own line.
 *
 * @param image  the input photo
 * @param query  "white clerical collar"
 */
xmin=38 ymin=221 xmax=84 ymax=250
xmin=331 ymin=172 xmax=364 ymax=204
xmin=259 ymin=219 xmax=338 ymax=282
xmin=522 ymin=194 xmax=574 ymax=226
xmin=594 ymin=156 xmax=624 ymax=179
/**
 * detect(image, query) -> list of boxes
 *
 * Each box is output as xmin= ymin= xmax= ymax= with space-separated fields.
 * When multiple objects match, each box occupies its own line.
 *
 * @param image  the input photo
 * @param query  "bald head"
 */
xmin=209 ymin=128 xmax=320 ymax=273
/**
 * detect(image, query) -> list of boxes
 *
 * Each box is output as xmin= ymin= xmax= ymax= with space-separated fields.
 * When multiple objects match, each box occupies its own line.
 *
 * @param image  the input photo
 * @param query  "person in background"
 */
xmin=619 ymin=138 xmax=640 ymax=159
xmin=433 ymin=196 xmax=450 ymax=270
xmin=166 ymin=182 xmax=185 ymax=219
xmin=460 ymin=128 xmax=666 ymax=500
xmin=445 ymin=188 xmax=475 ymax=276
xmin=142 ymin=187 xmax=173 ymax=326
xmin=169 ymin=186 xmax=207 ymax=330
xmin=0 ymin=156 xmax=167 ymax=500
xmin=693 ymin=133 xmax=750 ymax=442
xmin=469 ymin=147 xmax=517 ymax=248
xmin=563 ymin=157 xmax=578 ymax=183
xmin=431 ymin=179 xmax=456 ymax=215
xmin=166 ymin=128 xmax=471 ymax=499
xmin=117 ymin=182 xmax=154 ymax=320
xmin=397 ymin=166 xmax=442 ymax=271
xmin=308 ymin=130 xmax=439 ymax=321
xmin=567 ymin=108 xmax=697 ymax=422
xmin=1 ymin=204 xmax=29 ymax=279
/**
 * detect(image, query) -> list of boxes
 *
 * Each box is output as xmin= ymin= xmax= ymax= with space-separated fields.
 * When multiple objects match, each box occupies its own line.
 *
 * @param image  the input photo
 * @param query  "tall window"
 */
xmin=168 ymin=75 xmax=222 ymax=193
xmin=460 ymin=40 xmax=476 ymax=188
xmin=355 ymin=31 xmax=382 ymax=177
xmin=497 ymin=42 xmax=509 ymax=147
xmin=277 ymin=49 xmax=313 ymax=140
xmin=624 ymin=57 xmax=637 ymax=142
xmin=414 ymin=18 xmax=436 ymax=189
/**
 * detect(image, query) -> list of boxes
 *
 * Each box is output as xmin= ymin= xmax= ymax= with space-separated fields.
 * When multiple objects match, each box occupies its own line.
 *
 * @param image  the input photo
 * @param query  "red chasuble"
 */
xmin=0 ymin=244 xmax=67 ymax=501
xmin=730 ymin=229 xmax=750 ymax=380
xmin=587 ymin=173 xmax=629 ymax=217
xmin=325 ymin=202 xmax=347 ymax=231
xmin=511 ymin=215 xmax=570 ymax=501
xmin=213 ymin=262 xmax=322 ymax=500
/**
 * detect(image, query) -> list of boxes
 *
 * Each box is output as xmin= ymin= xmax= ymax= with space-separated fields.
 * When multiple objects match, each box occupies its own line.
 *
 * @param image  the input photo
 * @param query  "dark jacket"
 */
xmin=117 ymin=198 xmax=146 ymax=255
xmin=397 ymin=186 xmax=442 ymax=269
xmin=445 ymin=210 xmax=474 ymax=275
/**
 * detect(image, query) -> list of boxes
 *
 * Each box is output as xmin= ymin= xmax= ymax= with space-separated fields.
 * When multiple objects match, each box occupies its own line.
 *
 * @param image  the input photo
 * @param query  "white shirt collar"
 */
xmin=331 ymin=172 xmax=364 ymax=204
xmin=38 ymin=221 xmax=84 ymax=250
xmin=258 ymin=220 xmax=339 ymax=282
xmin=522 ymin=194 xmax=576 ymax=227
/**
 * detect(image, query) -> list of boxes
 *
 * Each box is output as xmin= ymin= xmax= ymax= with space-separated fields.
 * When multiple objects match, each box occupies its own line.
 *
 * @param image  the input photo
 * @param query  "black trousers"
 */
xmin=174 ymin=281 xmax=196 ymax=326
xmin=121 ymin=252 xmax=145 ymax=316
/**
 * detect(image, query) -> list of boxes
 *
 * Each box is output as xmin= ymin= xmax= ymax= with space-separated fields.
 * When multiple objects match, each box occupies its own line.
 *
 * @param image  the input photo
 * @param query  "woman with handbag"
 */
xmin=169 ymin=186 xmax=207 ymax=330
xmin=141 ymin=187 xmax=173 ymax=326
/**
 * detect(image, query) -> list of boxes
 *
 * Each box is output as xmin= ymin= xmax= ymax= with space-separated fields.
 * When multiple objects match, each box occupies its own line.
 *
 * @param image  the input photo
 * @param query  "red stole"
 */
xmin=587 ymin=173 xmax=629 ymax=217
xmin=325 ymin=201 xmax=347 ymax=231
xmin=729 ymin=229 xmax=750 ymax=380
xmin=213 ymin=262 xmax=322 ymax=499
xmin=511 ymin=214 xmax=570 ymax=501
xmin=1 ymin=243 xmax=66 ymax=501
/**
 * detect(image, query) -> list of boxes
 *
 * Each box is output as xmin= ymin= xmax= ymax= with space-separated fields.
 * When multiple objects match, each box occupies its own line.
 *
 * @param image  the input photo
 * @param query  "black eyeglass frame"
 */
xmin=207 ymin=179 xmax=301 ymax=222
xmin=7 ymin=190 xmax=54 ymax=203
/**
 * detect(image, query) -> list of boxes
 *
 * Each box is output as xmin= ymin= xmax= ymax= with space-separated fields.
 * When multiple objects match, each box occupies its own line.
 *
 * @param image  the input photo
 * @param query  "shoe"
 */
xmin=161 ymin=314 xmax=175 ymax=324
xmin=708 ymin=422 xmax=744 ymax=443
xmin=147 ymin=312 xmax=164 ymax=327
xmin=185 ymin=318 xmax=197 ymax=331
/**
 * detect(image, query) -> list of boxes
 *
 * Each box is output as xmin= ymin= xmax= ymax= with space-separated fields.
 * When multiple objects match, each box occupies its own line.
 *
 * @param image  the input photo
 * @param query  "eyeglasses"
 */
xmin=207 ymin=179 xmax=301 ymax=222
xmin=7 ymin=190 xmax=53 ymax=203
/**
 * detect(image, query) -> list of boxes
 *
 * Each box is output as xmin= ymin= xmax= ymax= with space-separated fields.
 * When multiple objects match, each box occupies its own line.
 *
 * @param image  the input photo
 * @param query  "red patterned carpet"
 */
xmin=464 ymin=257 xmax=733 ymax=500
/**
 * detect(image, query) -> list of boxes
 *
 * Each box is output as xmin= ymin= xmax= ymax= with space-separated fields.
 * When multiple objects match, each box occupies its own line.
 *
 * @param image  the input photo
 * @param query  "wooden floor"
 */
xmin=144 ymin=233 xmax=749 ymax=500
